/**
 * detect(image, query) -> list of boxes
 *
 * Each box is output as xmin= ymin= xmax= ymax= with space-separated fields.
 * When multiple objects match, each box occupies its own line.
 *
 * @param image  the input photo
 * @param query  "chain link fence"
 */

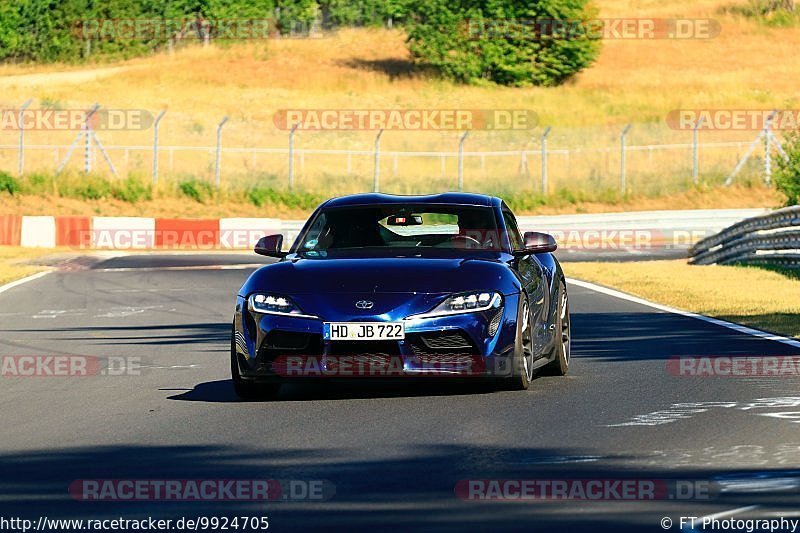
xmin=0 ymin=103 xmax=783 ymax=196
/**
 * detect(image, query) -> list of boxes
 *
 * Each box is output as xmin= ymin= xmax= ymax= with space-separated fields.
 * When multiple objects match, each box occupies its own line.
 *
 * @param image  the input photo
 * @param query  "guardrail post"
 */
xmin=373 ymin=129 xmax=384 ymax=192
xmin=288 ymin=123 xmax=299 ymax=190
xmin=214 ymin=116 xmax=229 ymax=188
xmin=457 ymin=131 xmax=469 ymax=191
xmin=620 ymin=124 xmax=632 ymax=194
xmin=541 ymin=126 xmax=551 ymax=194
xmin=692 ymin=117 xmax=703 ymax=183
xmin=152 ymin=110 xmax=166 ymax=185
xmin=18 ymin=99 xmax=32 ymax=176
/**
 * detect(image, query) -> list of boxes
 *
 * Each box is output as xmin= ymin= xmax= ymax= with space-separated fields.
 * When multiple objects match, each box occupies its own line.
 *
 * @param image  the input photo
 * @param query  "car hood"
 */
xmin=239 ymin=252 xmax=521 ymax=296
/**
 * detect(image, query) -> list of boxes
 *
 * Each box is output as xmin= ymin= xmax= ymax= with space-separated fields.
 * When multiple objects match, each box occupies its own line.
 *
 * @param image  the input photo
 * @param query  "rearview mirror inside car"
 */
xmin=387 ymin=215 xmax=424 ymax=226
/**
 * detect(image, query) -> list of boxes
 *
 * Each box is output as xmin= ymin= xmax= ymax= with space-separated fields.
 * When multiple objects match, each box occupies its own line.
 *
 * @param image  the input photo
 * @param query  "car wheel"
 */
xmin=230 ymin=324 xmax=280 ymax=401
xmin=544 ymin=279 xmax=570 ymax=376
xmin=502 ymin=295 xmax=535 ymax=391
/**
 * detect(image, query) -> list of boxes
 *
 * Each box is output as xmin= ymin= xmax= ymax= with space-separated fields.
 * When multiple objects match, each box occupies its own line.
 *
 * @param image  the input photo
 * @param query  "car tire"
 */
xmin=501 ymin=295 xmax=535 ymax=391
xmin=230 ymin=324 xmax=280 ymax=401
xmin=544 ymin=279 xmax=570 ymax=376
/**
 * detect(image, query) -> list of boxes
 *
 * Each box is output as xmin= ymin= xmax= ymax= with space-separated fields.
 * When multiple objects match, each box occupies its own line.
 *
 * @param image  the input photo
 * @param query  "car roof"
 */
xmin=323 ymin=192 xmax=500 ymax=208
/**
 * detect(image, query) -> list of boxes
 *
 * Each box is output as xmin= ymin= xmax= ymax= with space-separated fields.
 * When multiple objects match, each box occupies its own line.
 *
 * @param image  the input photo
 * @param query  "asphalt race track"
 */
xmin=1 ymin=254 xmax=799 ymax=532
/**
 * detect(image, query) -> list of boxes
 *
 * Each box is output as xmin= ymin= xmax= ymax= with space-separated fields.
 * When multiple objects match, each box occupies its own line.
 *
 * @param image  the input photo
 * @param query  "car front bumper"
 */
xmin=233 ymin=293 xmax=522 ymax=382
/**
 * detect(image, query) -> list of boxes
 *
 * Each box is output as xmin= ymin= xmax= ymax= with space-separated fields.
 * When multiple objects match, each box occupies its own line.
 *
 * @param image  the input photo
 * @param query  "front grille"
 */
xmin=406 ymin=331 xmax=479 ymax=357
xmin=264 ymin=330 xmax=320 ymax=351
xmin=419 ymin=332 xmax=473 ymax=349
xmin=326 ymin=353 xmax=394 ymax=372
xmin=415 ymin=353 xmax=479 ymax=366
xmin=257 ymin=331 xmax=323 ymax=370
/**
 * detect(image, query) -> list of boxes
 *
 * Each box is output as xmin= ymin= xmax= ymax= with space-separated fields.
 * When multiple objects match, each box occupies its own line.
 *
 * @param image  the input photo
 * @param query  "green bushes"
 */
xmin=0 ymin=171 xmax=20 ymax=195
xmin=720 ymin=0 xmax=800 ymax=27
xmin=2 ymin=0 xmax=598 ymax=88
xmin=179 ymin=179 xmax=215 ymax=203
xmin=405 ymin=0 xmax=600 ymax=86
xmin=113 ymin=176 xmax=152 ymax=203
xmin=775 ymin=129 xmax=800 ymax=205
xmin=248 ymin=186 xmax=325 ymax=209
xmin=0 ymin=0 xmax=277 ymax=63
xmin=58 ymin=175 xmax=112 ymax=200
xmin=318 ymin=0 xmax=412 ymax=28
xmin=4 ymin=173 xmax=153 ymax=202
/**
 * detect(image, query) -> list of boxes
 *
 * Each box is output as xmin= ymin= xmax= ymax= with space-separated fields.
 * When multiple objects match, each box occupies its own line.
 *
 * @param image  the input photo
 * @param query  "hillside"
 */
xmin=0 ymin=0 xmax=797 ymax=215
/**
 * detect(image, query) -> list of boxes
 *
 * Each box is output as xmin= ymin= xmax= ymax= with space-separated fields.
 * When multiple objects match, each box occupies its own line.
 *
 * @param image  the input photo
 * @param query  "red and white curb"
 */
xmin=0 ymin=216 xmax=291 ymax=249
xmin=0 ymin=209 xmax=767 ymax=250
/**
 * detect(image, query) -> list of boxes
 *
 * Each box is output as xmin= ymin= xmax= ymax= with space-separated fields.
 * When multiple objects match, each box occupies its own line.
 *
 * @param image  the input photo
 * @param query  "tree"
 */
xmin=404 ymin=0 xmax=600 ymax=87
xmin=775 ymin=129 xmax=800 ymax=205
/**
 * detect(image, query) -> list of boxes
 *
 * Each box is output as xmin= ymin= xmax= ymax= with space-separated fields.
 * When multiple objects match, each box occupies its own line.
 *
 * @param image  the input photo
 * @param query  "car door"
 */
xmin=502 ymin=206 xmax=550 ymax=356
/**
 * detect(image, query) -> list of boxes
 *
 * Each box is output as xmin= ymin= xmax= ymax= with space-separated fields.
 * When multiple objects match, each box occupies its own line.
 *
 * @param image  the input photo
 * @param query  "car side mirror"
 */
xmin=519 ymin=231 xmax=557 ymax=254
xmin=254 ymin=234 xmax=286 ymax=258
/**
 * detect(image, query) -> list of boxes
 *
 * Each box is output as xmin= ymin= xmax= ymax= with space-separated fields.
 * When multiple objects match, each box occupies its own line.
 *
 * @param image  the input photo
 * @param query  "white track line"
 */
xmin=0 ymin=271 xmax=50 ymax=295
xmin=566 ymin=278 xmax=800 ymax=350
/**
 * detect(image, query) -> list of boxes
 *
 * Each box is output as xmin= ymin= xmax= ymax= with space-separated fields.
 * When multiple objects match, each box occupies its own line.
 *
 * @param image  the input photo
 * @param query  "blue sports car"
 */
xmin=231 ymin=193 xmax=570 ymax=399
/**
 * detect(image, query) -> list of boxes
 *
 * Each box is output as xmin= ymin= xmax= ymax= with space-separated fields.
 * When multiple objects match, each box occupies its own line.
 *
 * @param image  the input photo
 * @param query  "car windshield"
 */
xmin=294 ymin=204 xmax=502 ymax=252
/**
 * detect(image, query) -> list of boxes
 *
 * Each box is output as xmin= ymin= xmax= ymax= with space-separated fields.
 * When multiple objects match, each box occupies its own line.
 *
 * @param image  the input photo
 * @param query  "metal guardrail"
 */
xmin=689 ymin=206 xmax=800 ymax=266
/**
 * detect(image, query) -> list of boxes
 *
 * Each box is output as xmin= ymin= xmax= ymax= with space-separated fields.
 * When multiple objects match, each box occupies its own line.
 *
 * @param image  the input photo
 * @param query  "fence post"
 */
xmin=725 ymin=110 xmax=778 ymax=186
xmin=373 ymin=129 xmax=384 ymax=192
xmin=765 ymin=124 xmax=772 ymax=186
xmin=763 ymin=113 xmax=778 ymax=186
xmin=18 ymin=99 xmax=32 ymax=176
xmin=620 ymin=124 xmax=632 ymax=194
xmin=692 ymin=116 xmax=703 ymax=183
xmin=288 ymin=123 xmax=299 ymax=190
xmin=457 ymin=131 xmax=469 ymax=191
xmin=84 ymin=104 xmax=100 ymax=174
xmin=152 ymin=110 xmax=166 ymax=185
xmin=541 ymin=126 xmax=551 ymax=194
xmin=214 ymin=116 xmax=229 ymax=188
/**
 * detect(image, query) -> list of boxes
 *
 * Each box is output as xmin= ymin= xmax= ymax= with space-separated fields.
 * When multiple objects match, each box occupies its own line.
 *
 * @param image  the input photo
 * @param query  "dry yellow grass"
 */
xmin=0 ymin=0 xmax=796 ymax=192
xmin=0 ymin=182 xmax=782 ymax=217
xmin=0 ymin=247 xmax=55 ymax=286
xmin=564 ymin=260 xmax=800 ymax=338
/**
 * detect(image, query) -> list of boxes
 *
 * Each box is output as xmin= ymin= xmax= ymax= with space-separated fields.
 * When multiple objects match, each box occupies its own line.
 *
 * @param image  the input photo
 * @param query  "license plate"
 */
xmin=323 ymin=322 xmax=405 ymax=341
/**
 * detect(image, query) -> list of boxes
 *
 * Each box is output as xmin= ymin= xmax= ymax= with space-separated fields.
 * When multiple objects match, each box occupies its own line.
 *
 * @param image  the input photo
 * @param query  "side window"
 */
xmin=502 ymin=209 xmax=524 ymax=251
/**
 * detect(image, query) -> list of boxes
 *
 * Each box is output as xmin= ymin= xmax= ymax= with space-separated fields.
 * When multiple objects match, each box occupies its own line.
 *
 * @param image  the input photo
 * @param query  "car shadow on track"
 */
xmin=165 ymin=379 xmax=500 ymax=403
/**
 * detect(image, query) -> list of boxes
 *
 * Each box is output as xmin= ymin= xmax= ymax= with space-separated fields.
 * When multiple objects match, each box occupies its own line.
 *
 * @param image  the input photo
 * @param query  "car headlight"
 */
xmin=248 ymin=293 xmax=316 ymax=318
xmin=407 ymin=291 xmax=502 ymax=319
